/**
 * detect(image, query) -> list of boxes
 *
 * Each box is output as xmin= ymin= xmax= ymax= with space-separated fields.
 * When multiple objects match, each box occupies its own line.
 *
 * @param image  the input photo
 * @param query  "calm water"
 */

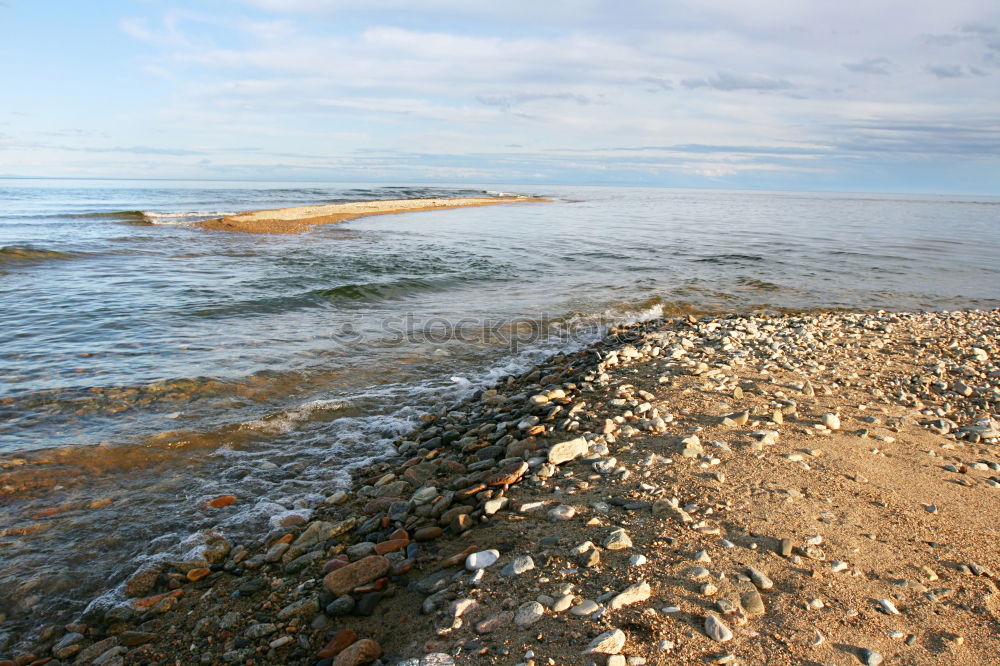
xmin=1 ymin=179 xmax=999 ymax=641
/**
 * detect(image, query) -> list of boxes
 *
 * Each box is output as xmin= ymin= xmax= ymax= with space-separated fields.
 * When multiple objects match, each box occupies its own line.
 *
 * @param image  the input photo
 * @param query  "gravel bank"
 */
xmin=4 ymin=309 xmax=999 ymax=666
xmin=197 ymin=197 xmax=548 ymax=234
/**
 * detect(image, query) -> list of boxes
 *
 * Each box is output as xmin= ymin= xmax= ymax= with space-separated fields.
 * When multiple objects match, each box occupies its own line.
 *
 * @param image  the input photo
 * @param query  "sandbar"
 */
xmin=197 ymin=196 xmax=548 ymax=234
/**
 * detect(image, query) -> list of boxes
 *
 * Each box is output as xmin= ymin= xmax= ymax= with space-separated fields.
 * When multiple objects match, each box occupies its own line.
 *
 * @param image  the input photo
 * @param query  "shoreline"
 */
xmin=197 ymin=197 xmax=549 ymax=234
xmin=4 ymin=308 xmax=1000 ymax=665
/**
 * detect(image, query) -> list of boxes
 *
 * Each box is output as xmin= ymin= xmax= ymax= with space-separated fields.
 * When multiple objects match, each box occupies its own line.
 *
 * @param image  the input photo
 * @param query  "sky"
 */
xmin=1 ymin=1 xmax=999 ymax=193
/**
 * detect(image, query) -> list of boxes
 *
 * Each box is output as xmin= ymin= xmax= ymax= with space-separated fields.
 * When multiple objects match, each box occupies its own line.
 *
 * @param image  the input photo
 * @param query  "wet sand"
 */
xmin=198 ymin=197 xmax=549 ymax=234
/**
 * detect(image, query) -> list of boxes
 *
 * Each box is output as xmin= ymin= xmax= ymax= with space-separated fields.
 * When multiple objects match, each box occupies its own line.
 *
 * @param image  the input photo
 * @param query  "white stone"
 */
xmin=465 ymin=549 xmax=499 ymax=571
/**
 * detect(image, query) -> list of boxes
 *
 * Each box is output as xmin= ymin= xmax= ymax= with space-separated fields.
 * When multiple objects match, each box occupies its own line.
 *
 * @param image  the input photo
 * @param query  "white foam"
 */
xmin=239 ymin=399 xmax=347 ymax=434
xmin=141 ymin=211 xmax=237 ymax=225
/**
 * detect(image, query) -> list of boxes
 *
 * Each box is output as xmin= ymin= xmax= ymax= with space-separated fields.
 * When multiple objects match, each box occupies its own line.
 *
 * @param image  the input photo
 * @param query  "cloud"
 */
xmin=476 ymin=92 xmax=592 ymax=110
xmin=681 ymin=71 xmax=795 ymax=91
xmin=843 ymin=57 xmax=893 ymax=75
xmin=926 ymin=64 xmax=967 ymax=78
xmin=639 ymin=76 xmax=673 ymax=91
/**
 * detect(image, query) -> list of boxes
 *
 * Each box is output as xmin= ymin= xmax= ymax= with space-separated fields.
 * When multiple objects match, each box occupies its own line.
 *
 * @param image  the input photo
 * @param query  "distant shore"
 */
xmin=197 ymin=197 xmax=549 ymax=234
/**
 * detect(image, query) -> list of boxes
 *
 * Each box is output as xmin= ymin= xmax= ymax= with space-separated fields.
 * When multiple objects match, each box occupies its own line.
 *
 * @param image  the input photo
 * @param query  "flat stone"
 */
xmin=514 ymin=601 xmax=545 ymax=626
xmin=501 ymin=555 xmax=535 ymax=577
xmin=317 ymin=629 xmax=358 ymax=659
xmin=609 ymin=581 xmax=651 ymax=610
xmin=548 ymin=437 xmax=589 ymax=465
xmin=746 ymin=566 xmax=773 ymax=590
xmin=323 ymin=555 xmax=391 ymax=596
xmin=705 ymin=614 xmax=733 ymax=642
xmin=332 ymin=638 xmax=382 ymax=666
xmin=585 ymin=629 xmax=626 ymax=654
xmin=465 ymin=549 xmax=500 ymax=571
xmin=604 ymin=528 xmax=633 ymax=550
xmin=570 ymin=599 xmax=600 ymax=616
xmin=859 ymin=648 xmax=883 ymax=666
xmin=741 ymin=589 xmax=765 ymax=616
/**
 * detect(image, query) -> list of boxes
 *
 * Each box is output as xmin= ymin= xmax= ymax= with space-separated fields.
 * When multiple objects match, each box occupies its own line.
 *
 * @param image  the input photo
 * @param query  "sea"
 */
xmin=1 ymin=179 xmax=999 ymax=642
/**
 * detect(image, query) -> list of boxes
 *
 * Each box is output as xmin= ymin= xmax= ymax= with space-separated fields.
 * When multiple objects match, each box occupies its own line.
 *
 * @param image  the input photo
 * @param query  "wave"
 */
xmin=694 ymin=253 xmax=766 ymax=265
xmin=0 ymin=245 xmax=79 ymax=265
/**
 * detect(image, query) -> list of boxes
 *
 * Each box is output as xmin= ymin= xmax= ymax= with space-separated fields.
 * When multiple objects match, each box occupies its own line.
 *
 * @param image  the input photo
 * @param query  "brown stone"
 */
xmin=132 ymin=588 xmax=183 ymax=610
xmin=323 ymin=557 xmax=350 ymax=574
xmin=317 ymin=629 xmax=358 ymax=659
xmin=332 ymin=638 xmax=382 ymax=666
xmin=374 ymin=539 xmax=409 ymax=555
xmin=451 ymin=514 xmax=474 ymax=533
xmin=486 ymin=461 xmax=529 ymax=486
xmin=186 ymin=567 xmax=211 ymax=582
xmin=414 ymin=526 xmax=442 ymax=541
xmin=205 ymin=495 xmax=237 ymax=509
xmin=124 ymin=566 xmax=162 ymax=598
xmin=389 ymin=528 xmax=409 ymax=541
xmin=363 ymin=497 xmax=400 ymax=515
xmin=323 ymin=556 xmax=391 ymax=596
xmin=439 ymin=545 xmax=476 ymax=568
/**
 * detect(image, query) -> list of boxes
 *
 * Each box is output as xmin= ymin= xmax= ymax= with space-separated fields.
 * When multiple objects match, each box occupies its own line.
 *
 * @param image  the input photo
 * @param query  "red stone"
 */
xmin=317 ymin=629 xmax=358 ymax=659
xmin=332 ymin=639 xmax=382 ymax=666
xmin=374 ymin=539 xmax=408 ymax=555
xmin=323 ymin=559 xmax=350 ymax=574
xmin=439 ymin=545 xmax=476 ymax=568
xmin=132 ymin=588 xmax=183 ymax=610
xmin=323 ymin=556 xmax=391 ymax=596
xmin=389 ymin=528 xmax=409 ymax=541
xmin=205 ymin=495 xmax=237 ymax=509
xmin=186 ymin=567 xmax=211 ymax=582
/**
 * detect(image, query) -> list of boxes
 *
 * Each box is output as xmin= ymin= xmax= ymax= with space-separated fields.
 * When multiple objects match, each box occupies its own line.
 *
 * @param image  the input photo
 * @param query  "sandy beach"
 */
xmin=197 ymin=198 xmax=549 ymax=234
xmin=8 ymin=308 xmax=998 ymax=666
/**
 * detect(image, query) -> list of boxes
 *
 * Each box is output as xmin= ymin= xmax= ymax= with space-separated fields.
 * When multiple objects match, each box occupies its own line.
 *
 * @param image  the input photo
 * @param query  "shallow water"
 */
xmin=1 ymin=180 xmax=999 ymax=641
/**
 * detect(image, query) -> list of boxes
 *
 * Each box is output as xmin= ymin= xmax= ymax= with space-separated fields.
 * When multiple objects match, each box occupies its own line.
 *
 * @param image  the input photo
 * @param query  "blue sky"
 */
xmin=1 ymin=0 xmax=999 ymax=193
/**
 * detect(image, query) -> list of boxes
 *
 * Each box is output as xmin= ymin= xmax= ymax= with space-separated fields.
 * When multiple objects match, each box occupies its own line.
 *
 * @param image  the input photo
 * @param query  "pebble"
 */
xmin=548 ymin=437 xmax=589 ymax=465
xmin=609 ymin=581 xmax=651 ymax=609
xmin=501 ymin=555 xmax=536 ymax=577
xmin=585 ymin=628 xmax=626 ymax=654
xmin=628 ymin=553 xmax=647 ymax=567
xmin=859 ymin=648 xmax=883 ymax=665
xmin=604 ymin=528 xmax=633 ymax=550
xmin=746 ymin=566 xmax=774 ymax=590
xmin=570 ymin=599 xmax=601 ymax=616
xmin=823 ymin=413 xmax=841 ymax=430
xmin=514 ymin=601 xmax=545 ymax=626
xmin=465 ymin=549 xmax=500 ymax=571
xmin=549 ymin=504 xmax=576 ymax=521
xmin=705 ymin=614 xmax=733 ymax=642
xmin=741 ymin=589 xmax=765 ymax=616
xmin=878 ymin=599 xmax=901 ymax=615
xmin=332 ymin=639 xmax=382 ymax=666
xmin=323 ymin=555 xmax=391 ymax=596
